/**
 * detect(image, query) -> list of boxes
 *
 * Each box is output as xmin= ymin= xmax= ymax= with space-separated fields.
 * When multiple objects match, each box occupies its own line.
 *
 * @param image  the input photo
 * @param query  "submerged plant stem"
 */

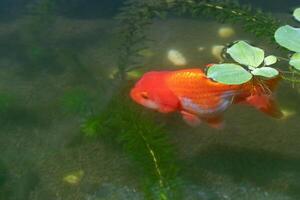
xmin=140 ymin=132 xmax=164 ymax=188
xmin=81 ymin=88 xmax=181 ymax=199
xmin=281 ymin=76 xmax=300 ymax=84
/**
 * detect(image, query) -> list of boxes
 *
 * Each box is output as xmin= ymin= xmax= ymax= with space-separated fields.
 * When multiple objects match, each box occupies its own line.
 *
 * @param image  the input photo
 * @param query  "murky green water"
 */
xmin=0 ymin=0 xmax=300 ymax=200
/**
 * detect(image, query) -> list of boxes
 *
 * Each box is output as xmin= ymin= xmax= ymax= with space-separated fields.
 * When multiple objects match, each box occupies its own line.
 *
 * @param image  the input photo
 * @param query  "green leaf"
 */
xmin=227 ymin=41 xmax=265 ymax=67
xmin=289 ymin=53 xmax=300 ymax=70
xmin=207 ymin=63 xmax=253 ymax=85
xmin=274 ymin=25 xmax=300 ymax=52
xmin=251 ymin=67 xmax=279 ymax=78
xmin=293 ymin=8 xmax=300 ymax=22
xmin=264 ymin=55 xmax=277 ymax=66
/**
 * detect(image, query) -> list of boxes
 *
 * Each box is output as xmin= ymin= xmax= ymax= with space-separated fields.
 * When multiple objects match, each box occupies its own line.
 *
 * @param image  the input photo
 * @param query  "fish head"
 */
xmin=130 ymin=71 xmax=179 ymax=113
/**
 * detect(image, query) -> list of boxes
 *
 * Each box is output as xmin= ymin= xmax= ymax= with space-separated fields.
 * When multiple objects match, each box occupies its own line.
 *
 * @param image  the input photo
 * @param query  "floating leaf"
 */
xmin=293 ymin=8 xmax=300 ymax=22
xmin=264 ymin=55 xmax=277 ymax=66
xmin=289 ymin=53 xmax=300 ymax=70
xmin=207 ymin=63 xmax=252 ymax=85
xmin=227 ymin=41 xmax=265 ymax=67
xmin=251 ymin=67 xmax=279 ymax=78
xmin=275 ymin=25 xmax=300 ymax=52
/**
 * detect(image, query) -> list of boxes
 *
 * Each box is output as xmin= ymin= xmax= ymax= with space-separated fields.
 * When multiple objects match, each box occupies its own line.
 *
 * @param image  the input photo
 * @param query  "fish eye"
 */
xmin=140 ymin=92 xmax=149 ymax=99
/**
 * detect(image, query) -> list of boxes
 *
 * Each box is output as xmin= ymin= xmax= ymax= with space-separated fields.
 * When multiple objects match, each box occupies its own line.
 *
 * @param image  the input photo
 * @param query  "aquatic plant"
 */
xmin=60 ymin=88 xmax=95 ymax=117
xmin=105 ymin=1 xmax=300 ymax=198
xmin=207 ymin=7 xmax=300 ymax=84
xmin=115 ymin=0 xmax=281 ymax=79
xmin=81 ymin=87 xmax=182 ymax=200
xmin=206 ymin=41 xmax=280 ymax=84
xmin=116 ymin=0 xmax=300 ymax=85
xmin=79 ymin=1 xmax=300 ymax=199
xmin=272 ymin=8 xmax=300 ymax=83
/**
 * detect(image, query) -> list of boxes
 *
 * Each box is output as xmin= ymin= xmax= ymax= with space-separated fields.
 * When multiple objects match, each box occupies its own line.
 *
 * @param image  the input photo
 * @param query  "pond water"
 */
xmin=0 ymin=0 xmax=300 ymax=200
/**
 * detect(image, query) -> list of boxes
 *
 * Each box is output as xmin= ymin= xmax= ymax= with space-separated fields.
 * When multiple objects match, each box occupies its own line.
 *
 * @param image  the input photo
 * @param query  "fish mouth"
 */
xmin=143 ymin=100 xmax=159 ymax=110
xmin=130 ymin=88 xmax=140 ymax=104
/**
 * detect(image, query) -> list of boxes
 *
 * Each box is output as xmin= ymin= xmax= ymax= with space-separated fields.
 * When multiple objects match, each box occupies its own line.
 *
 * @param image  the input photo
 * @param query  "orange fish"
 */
xmin=130 ymin=67 xmax=282 ymax=129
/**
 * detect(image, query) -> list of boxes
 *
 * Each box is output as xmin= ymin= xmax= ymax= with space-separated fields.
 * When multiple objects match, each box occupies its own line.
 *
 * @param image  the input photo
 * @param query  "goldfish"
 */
xmin=130 ymin=67 xmax=282 ymax=129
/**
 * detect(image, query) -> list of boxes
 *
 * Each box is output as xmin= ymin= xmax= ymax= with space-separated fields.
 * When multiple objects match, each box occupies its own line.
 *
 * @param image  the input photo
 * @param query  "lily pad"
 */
xmin=293 ymin=8 xmax=300 ymax=22
xmin=251 ymin=67 xmax=279 ymax=78
xmin=207 ymin=63 xmax=253 ymax=85
xmin=289 ymin=53 xmax=300 ymax=70
xmin=227 ymin=41 xmax=265 ymax=67
xmin=264 ymin=55 xmax=277 ymax=66
xmin=275 ymin=25 xmax=300 ymax=52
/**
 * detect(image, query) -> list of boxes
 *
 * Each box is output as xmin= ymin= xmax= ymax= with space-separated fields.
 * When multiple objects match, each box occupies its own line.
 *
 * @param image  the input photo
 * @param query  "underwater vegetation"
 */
xmin=81 ymin=87 xmax=182 ymax=200
xmin=273 ymin=12 xmax=300 ymax=83
xmin=115 ymin=0 xmax=300 ymax=86
xmin=75 ymin=0 xmax=300 ymax=199
xmin=0 ymin=0 xmax=300 ymax=199
xmin=115 ymin=0 xmax=281 ymax=78
xmin=60 ymin=88 xmax=95 ymax=117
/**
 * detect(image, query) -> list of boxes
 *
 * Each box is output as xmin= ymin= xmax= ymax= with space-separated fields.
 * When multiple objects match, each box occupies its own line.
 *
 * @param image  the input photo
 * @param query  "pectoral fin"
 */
xmin=181 ymin=110 xmax=225 ymax=129
xmin=181 ymin=110 xmax=201 ymax=127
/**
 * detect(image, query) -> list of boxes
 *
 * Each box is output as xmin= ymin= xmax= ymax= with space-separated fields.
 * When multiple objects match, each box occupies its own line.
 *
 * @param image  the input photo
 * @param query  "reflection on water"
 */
xmin=0 ymin=0 xmax=300 ymax=199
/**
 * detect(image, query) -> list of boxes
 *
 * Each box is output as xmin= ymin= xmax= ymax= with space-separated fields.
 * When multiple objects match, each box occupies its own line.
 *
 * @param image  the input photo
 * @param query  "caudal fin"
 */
xmin=245 ymin=94 xmax=283 ymax=118
xmin=245 ymin=77 xmax=283 ymax=118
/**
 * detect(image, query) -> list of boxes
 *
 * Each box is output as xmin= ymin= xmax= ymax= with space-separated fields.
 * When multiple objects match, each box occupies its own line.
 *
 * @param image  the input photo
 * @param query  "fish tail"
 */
xmin=246 ymin=76 xmax=283 ymax=118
